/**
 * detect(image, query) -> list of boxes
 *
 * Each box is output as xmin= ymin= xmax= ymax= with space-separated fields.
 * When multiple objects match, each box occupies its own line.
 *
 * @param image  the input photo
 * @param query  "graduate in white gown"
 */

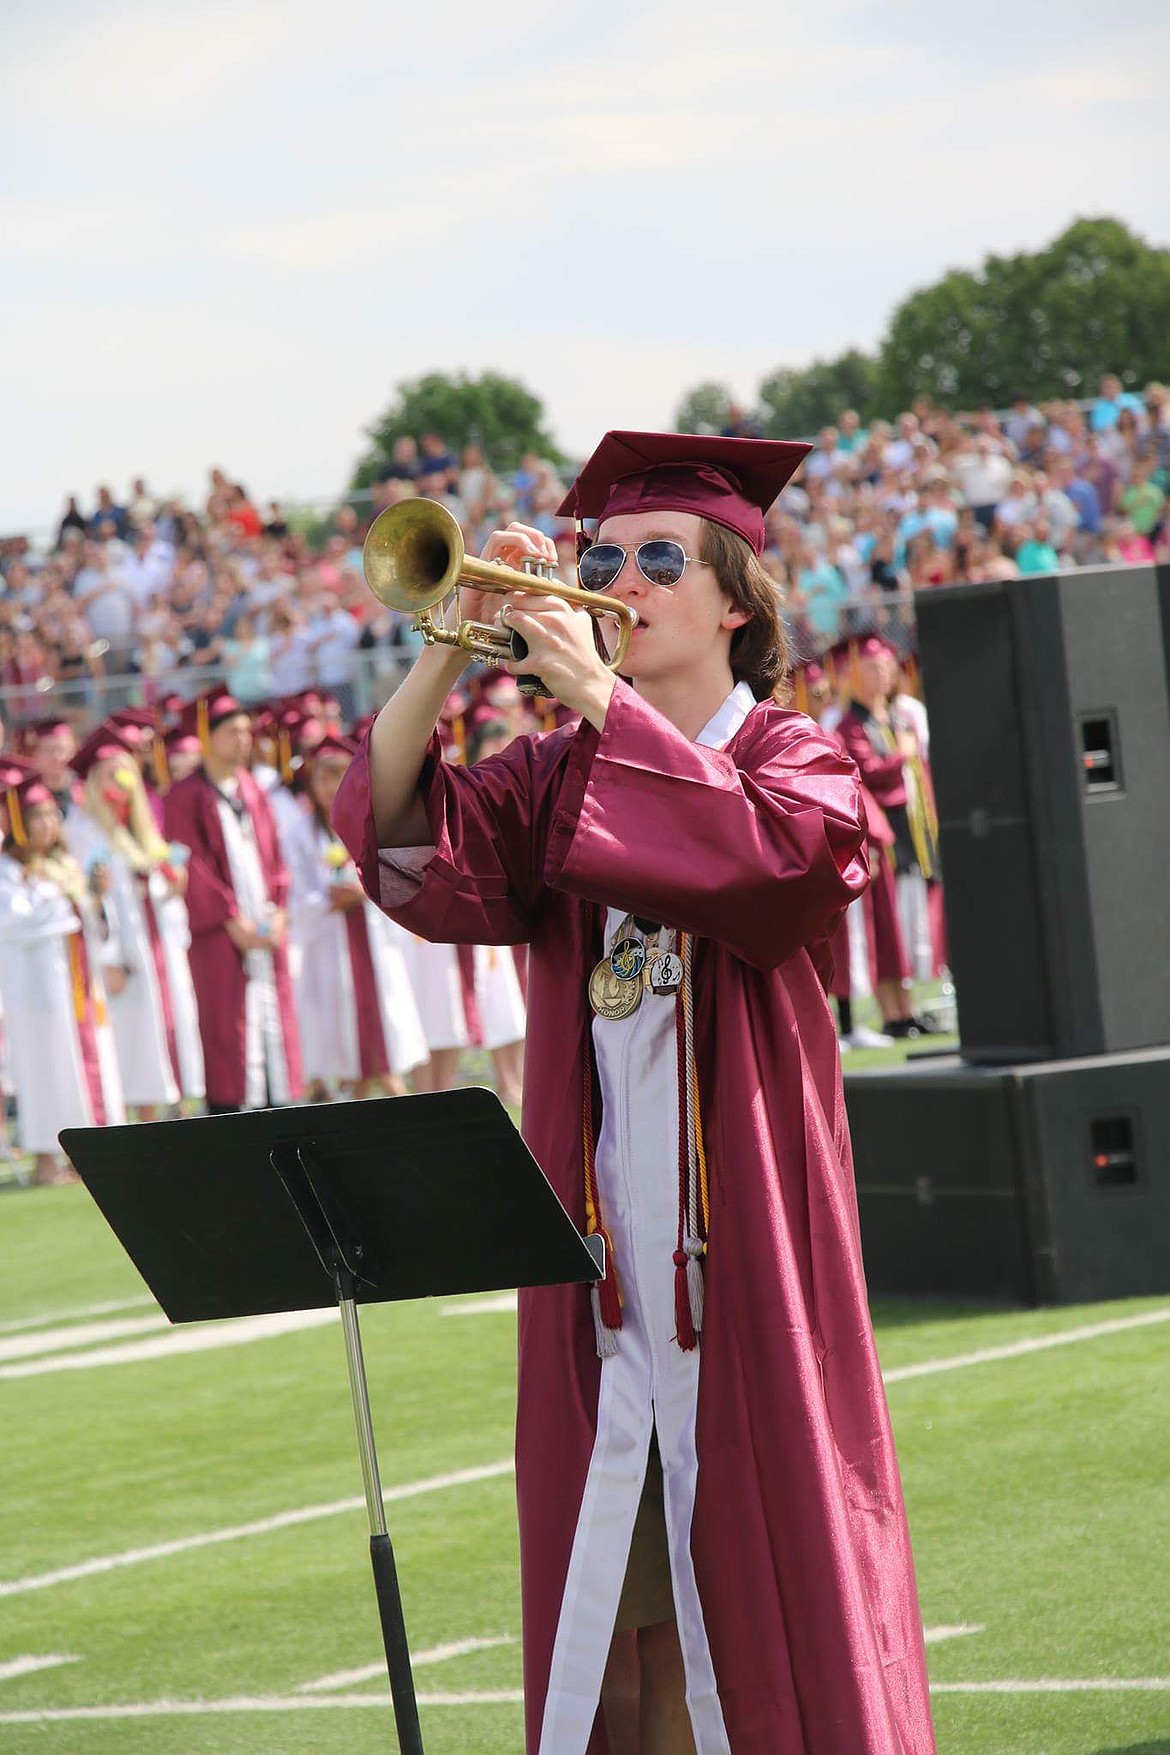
xmin=468 ymin=714 xmax=527 ymax=1106
xmin=154 ymin=725 xmax=211 ymax=1100
xmin=0 ymin=763 xmax=124 ymax=1184
xmin=285 ymin=733 xmax=427 ymax=1095
xmin=67 ymin=725 xmax=204 ymax=1112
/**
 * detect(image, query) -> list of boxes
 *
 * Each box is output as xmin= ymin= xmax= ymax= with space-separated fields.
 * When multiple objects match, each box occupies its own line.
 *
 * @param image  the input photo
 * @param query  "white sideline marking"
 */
xmin=0 ymin=1692 xmax=524 ymax=1722
xmin=0 ymin=1296 xmax=155 ymax=1337
xmin=932 ymin=1678 xmax=1170 ymax=1693
xmin=299 ymin=1635 xmax=515 ymax=1693
xmin=0 ymin=1461 xmax=514 ymax=1599
xmin=3 ymin=1679 xmax=1168 ymax=1722
xmin=0 ymin=1655 xmax=80 ymax=1683
xmin=923 ymin=1624 xmax=984 ymax=1645
xmin=0 ymin=1315 xmax=169 ymax=1364
xmin=441 ymin=1293 xmax=518 ymax=1317
xmin=3 ymin=1306 xmax=1163 ymax=1598
xmin=883 ymin=1306 xmax=1170 ymax=1385
xmin=0 ymin=1307 xmax=338 ymax=1379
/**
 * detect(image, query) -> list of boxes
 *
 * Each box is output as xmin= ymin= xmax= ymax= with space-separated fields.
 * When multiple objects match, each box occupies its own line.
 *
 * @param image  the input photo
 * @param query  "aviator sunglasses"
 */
xmin=577 ymin=539 xmax=707 ymax=593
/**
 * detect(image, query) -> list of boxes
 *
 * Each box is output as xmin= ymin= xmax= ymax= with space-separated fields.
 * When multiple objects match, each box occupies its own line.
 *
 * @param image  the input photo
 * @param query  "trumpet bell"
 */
xmin=361 ymin=494 xmax=638 ymax=678
xmin=363 ymin=498 xmax=463 ymax=613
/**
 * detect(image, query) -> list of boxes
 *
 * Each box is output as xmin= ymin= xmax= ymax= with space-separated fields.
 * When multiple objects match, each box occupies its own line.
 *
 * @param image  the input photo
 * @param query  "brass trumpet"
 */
xmin=362 ymin=497 xmax=637 ymax=684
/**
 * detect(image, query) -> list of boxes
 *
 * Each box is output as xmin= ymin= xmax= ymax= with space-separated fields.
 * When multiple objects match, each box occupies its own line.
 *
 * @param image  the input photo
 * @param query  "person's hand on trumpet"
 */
xmin=456 ymin=521 xmax=557 ymax=628
xmin=479 ymin=522 xmax=616 ymax=729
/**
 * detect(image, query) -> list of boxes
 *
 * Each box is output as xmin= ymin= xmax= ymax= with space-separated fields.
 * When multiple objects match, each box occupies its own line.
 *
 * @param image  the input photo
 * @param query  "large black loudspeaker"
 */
xmin=847 ymin=1050 xmax=1170 ymax=1303
xmin=914 ymin=567 xmax=1170 ymax=1061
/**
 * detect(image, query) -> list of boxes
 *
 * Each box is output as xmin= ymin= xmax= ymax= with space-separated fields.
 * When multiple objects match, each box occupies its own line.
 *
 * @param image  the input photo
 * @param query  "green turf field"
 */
xmin=1 ymin=1180 xmax=1167 ymax=1755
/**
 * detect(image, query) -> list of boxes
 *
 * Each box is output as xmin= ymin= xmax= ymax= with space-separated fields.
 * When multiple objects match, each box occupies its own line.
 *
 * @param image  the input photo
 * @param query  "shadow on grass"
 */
xmin=869 ymin=1296 xmax=1021 ymax=1331
xmin=1088 ymin=1744 xmax=1170 ymax=1754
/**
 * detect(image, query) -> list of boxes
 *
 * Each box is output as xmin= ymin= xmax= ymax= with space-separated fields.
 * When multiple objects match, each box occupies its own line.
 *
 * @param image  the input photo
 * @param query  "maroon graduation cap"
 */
xmin=3 ymin=763 xmax=55 ymax=844
xmin=71 ymin=725 xmax=140 ymax=783
xmin=556 ymin=430 xmax=812 ymax=555
xmin=304 ymin=731 xmax=358 ymax=764
xmin=20 ymin=715 xmax=75 ymax=756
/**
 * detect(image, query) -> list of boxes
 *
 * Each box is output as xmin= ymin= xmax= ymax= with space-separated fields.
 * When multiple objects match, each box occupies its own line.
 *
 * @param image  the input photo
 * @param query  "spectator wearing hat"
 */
xmin=163 ymin=691 xmax=302 ymax=1112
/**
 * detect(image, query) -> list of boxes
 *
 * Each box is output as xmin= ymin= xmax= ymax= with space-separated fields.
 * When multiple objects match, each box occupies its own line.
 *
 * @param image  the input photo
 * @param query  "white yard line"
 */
xmin=0 ymin=1461 xmax=514 ymax=1599
xmin=883 ymin=1306 xmax=1170 ymax=1385
xmin=2 ymin=1304 xmax=1164 ymax=1604
xmin=298 ymin=1636 xmax=516 ymax=1693
xmin=441 ymin=1293 xmax=518 ymax=1317
xmin=2 ymin=1678 xmax=1168 ymax=1723
xmin=0 ymin=1315 xmax=169 ymax=1364
xmin=932 ymin=1678 xmax=1170 ymax=1693
xmin=3 ymin=1298 xmax=1163 ymax=1381
xmin=0 ymin=1656 xmax=80 ymax=1683
xmin=0 ymin=1691 xmax=525 ymax=1722
xmin=0 ymin=1296 xmax=155 ymax=1337
xmin=923 ymin=1624 xmax=984 ymax=1645
xmin=0 ymin=1307 xmax=338 ymax=1380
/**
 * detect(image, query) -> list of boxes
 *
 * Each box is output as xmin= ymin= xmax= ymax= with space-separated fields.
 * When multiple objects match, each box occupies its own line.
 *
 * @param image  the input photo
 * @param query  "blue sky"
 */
xmin=2 ymin=0 xmax=1168 ymax=531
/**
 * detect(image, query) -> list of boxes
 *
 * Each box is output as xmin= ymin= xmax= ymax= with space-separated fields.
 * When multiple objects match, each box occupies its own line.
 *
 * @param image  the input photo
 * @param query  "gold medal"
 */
xmin=589 ymin=956 xmax=643 ymax=1020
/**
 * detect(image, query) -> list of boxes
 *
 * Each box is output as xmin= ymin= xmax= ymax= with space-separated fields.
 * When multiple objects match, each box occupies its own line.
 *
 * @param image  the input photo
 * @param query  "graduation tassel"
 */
xmin=591 ymin=1228 xmax=621 ymax=1358
xmin=583 ymin=1038 xmax=622 ymax=1356
xmin=5 ymin=788 xmax=26 ymax=846
xmin=683 ymin=1238 xmax=705 ymax=1333
xmin=672 ymin=931 xmax=707 ymax=1351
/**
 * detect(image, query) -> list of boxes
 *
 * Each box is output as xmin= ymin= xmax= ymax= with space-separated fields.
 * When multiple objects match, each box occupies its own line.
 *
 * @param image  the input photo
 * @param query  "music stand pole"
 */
xmin=335 ymin=1259 xmax=424 ymax=1755
xmin=63 ymin=1088 xmax=603 ymax=1750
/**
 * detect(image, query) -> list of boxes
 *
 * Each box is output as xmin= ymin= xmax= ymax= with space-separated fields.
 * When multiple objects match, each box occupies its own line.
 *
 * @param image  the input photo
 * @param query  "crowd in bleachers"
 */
xmin=1 ymin=375 xmax=1167 ymax=735
xmin=1 ymin=374 xmax=1167 ymax=1179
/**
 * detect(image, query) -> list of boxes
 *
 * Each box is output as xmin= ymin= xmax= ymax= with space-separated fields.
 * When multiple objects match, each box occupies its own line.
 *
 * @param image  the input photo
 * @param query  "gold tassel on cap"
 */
xmin=5 ymin=789 xmax=26 ymax=846
xmin=151 ymin=736 xmax=169 ymax=791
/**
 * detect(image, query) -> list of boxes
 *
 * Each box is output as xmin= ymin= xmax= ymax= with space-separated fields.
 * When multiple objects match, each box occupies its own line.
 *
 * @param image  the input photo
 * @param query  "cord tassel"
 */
xmin=591 ymin=1285 xmax=620 ymax=1358
xmin=595 ymin=1226 xmax=623 ymax=1333
xmin=684 ymin=1235 xmax=705 ymax=1338
xmin=673 ymin=1248 xmax=698 ymax=1352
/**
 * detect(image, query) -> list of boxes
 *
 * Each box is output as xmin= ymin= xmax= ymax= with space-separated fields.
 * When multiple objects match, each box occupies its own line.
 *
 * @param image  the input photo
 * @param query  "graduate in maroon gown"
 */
xmin=834 ymin=636 xmax=940 ymax=1039
xmin=333 ymin=432 xmax=936 ymax=1755
xmin=163 ymin=690 xmax=302 ymax=1112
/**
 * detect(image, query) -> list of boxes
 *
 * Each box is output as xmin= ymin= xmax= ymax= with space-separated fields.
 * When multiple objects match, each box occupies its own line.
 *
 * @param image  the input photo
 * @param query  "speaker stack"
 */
xmin=845 ymin=564 xmax=1170 ymax=1303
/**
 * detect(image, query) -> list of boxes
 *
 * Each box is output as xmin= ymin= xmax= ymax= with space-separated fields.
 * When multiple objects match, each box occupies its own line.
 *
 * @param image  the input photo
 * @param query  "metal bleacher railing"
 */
xmin=0 ymin=590 xmax=919 ymax=735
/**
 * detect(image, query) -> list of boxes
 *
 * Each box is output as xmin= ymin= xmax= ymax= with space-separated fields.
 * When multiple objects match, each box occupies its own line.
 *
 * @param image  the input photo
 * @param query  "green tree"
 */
xmin=673 ymin=381 xmax=734 ymax=434
xmin=351 ymin=370 xmax=564 ymax=489
xmin=756 ymin=349 xmax=880 ymax=437
xmin=876 ymin=217 xmax=1170 ymax=412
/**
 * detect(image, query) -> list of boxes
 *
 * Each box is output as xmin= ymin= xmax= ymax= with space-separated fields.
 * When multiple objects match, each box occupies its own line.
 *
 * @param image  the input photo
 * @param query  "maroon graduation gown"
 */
xmin=332 ymin=681 xmax=936 ymax=1755
xmin=164 ymin=768 xmax=303 ymax=1108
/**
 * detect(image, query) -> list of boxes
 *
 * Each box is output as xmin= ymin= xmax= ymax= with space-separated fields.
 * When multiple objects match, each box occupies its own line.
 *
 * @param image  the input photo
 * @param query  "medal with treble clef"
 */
xmin=589 ymin=913 xmax=643 ymax=1019
xmin=588 ymin=957 xmax=643 ymax=1019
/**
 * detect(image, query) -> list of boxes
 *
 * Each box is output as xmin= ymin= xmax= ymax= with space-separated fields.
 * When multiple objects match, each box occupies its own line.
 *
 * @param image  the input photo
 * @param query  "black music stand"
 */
xmin=62 ymin=1088 xmax=601 ymax=1755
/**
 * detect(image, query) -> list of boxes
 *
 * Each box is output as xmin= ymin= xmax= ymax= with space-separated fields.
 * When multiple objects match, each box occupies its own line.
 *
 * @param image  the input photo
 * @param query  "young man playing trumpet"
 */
xmin=332 ymin=432 xmax=936 ymax=1755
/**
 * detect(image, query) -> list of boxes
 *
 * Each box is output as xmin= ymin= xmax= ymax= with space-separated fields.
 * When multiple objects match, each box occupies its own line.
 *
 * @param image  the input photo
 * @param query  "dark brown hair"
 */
xmin=699 ymin=519 xmax=791 ymax=703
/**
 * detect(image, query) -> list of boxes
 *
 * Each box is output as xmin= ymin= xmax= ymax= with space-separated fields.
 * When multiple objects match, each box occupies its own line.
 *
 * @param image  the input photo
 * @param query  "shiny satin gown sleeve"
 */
xmin=329 ymin=725 xmax=566 ymax=944
xmin=545 ymin=681 xmax=869 ymax=969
